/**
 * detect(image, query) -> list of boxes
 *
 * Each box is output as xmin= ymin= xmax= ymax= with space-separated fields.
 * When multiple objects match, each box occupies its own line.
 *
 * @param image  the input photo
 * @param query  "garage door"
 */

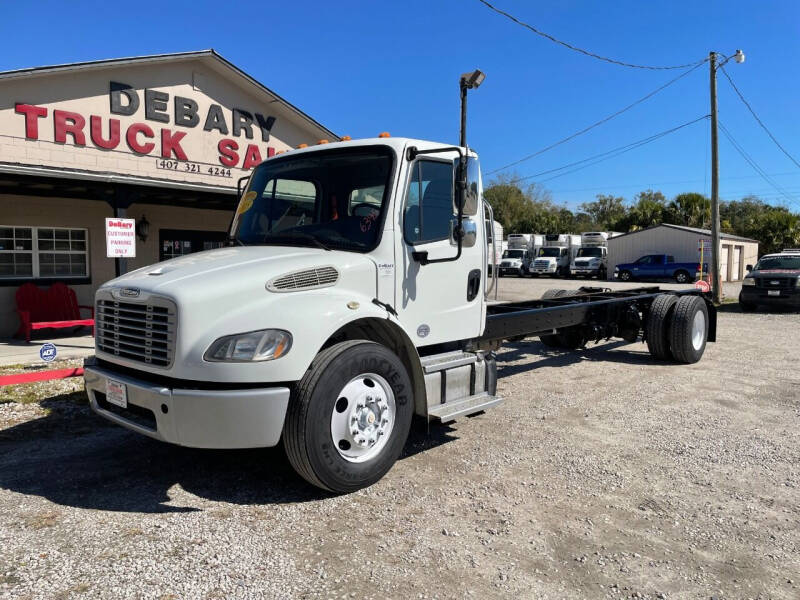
xmin=731 ymin=246 xmax=742 ymax=281
xmin=720 ymin=244 xmax=730 ymax=281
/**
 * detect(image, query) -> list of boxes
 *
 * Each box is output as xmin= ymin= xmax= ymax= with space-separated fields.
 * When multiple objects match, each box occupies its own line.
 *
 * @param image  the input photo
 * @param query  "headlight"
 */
xmin=614 ymin=266 xmax=620 ymax=271
xmin=795 ymin=278 xmax=800 ymax=288
xmin=204 ymin=329 xmax=292 ymax=362
xmin=742 ymin=278 xmax=755 ymax=286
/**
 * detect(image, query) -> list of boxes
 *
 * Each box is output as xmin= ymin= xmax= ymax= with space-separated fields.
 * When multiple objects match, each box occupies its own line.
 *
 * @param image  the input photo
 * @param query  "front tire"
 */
xmin=738 ymin=293 xmax=756 ymax=312
xmin=283 ymin=341 xmax=413 ymax=493
xmin=619 ymin=270 xmax=632 ymax=282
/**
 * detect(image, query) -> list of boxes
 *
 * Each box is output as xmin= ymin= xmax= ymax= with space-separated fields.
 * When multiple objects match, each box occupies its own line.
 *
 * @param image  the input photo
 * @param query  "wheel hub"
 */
xmin=331 ymin=374 xmax=396 ymax=462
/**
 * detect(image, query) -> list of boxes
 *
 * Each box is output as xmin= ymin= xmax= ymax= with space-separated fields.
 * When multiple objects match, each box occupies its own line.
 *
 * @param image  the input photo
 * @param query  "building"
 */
xmin=0 ymin=50 xmax=337 ymax=337
xmin=607 ymin=223 xmax=759 ymax=282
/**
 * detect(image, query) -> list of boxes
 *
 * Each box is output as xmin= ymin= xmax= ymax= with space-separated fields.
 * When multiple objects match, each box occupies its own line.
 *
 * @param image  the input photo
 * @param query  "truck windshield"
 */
xmin=503 ymin=250 xmax=524 ymax=259
xmin=577 ymin=247 xmax=603 ymax=257
xmin=231 ymin=146 xmax=393 ymax=252
xmin=755 ymin=256 xmax=800 ymax=270
xmin=538 ymin=248 xmax=561 ymax=257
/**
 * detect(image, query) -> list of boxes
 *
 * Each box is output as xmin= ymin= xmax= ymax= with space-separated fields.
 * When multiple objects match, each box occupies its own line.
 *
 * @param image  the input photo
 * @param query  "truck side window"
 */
xmin=667 ymin=255 xmax=675 ymax=263
xmin=404 ymin=160 xmax=454 ymax=244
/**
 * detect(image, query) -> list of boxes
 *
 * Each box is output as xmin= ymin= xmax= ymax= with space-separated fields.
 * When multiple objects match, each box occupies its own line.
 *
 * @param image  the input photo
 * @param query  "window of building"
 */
xmin=159 ymin=229 xmax=228 ymax=261
xmin=0 ymin=226 xmax=88 ymax=280
xmin=403 ymin=160 xmax=454 ymax=244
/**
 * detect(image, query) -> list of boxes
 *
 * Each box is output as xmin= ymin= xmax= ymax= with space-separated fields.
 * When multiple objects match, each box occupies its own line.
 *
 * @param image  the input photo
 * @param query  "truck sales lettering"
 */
xmin=14 ymin=82 xmax=279 ymax=169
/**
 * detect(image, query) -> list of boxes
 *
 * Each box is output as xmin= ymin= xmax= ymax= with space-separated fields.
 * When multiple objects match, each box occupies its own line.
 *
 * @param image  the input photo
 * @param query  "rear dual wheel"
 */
xmin=645 ymin=294 xmax=709 ymax=364
xmin=283 ymin=341 xmax=413 ymax=493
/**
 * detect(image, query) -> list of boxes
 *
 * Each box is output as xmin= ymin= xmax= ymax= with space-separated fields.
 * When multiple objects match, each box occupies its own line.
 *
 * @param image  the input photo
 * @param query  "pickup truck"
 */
xmin=739 ymin=250 xmax=800 ymax=311
xmin=614 ymin=254 xmax=701 ymax=284
xmin=83 ymin=136 xmax=716 ymax=494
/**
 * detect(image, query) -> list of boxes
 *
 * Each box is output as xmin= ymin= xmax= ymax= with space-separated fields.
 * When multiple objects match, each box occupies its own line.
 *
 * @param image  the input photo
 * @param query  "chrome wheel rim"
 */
xmin=677 ymin=273 xmax=687 ymax=283
xmin=691 ymin=310 xmax=706 ymax=351
xmin=330 ymin=373 xmax=395 ymax=463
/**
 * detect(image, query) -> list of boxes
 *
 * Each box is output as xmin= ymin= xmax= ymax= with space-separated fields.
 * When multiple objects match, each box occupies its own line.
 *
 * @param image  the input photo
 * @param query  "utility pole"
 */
xmin=709 ymin=51 xmax=722 ymax=304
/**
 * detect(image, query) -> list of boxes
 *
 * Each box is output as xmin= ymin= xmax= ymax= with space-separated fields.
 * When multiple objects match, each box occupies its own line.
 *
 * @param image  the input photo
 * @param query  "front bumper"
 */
xmin=571 ymin=266 xmax=599 ymax=276
xmin=499 ymin=265 xmax=524 ymax=275
xmin=84 ymin=362 xmax=290 ymax=449
xmin=739 ymin=286 xmax=800 ymax=307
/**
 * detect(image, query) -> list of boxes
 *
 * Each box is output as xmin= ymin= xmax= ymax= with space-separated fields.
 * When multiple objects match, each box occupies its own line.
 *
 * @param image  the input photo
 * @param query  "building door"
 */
xmin=159 ymin=229 xmax=227 ymax=261
xmin=720 ymin=244 xmax=730 ymax=282
xmin=732 ymin=246 xmax=743 ymax=281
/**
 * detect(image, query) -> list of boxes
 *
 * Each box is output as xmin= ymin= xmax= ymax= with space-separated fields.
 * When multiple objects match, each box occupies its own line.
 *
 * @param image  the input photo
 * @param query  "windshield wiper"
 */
xmin=261 ymin=232 xmax=332 ymax=251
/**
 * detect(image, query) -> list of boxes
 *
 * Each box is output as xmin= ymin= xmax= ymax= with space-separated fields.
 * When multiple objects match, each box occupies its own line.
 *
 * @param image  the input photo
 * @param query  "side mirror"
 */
xmin=453 ymin=156 xmax=481 ymax=217
xmin=454 ymin=158 xmax=468 ymax=215
xmin=451 ymin=217 xmax=477 ymax=248
xmin=746 ymin=264 xmax=753 ymax=272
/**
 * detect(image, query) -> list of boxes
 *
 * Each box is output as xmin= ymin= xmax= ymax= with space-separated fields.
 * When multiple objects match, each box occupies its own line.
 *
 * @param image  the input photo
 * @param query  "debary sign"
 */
xmin=14 ymin=82 xmax=281 ymax=171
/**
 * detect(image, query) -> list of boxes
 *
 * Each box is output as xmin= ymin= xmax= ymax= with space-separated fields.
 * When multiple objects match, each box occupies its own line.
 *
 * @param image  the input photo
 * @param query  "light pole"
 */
xmin=709 ymin=49 xmax=745 ymax=304
xmin=459 ymin=69 xmax=485 ymax=148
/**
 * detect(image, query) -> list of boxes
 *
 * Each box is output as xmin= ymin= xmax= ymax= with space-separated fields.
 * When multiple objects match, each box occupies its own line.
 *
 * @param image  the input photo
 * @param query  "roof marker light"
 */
xmin=297 ymin=143 xmax=308 ymax=148
xmin=341 ymin=136 xmax=352 ymax=141
xmin=378 ymin=132 xmax=391 ymax=138
xmin=318 ymin=139 xmax=329 ymax=144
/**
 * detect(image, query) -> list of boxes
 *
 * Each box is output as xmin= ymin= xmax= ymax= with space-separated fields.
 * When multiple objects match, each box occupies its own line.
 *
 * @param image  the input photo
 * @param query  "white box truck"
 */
xmin=571 ymin=231 xmax=609 ymax=279
xmin=84 ymin=136 xmax=716 ymax=493
xmin=531 ymin=234 xmax=579 ymax=277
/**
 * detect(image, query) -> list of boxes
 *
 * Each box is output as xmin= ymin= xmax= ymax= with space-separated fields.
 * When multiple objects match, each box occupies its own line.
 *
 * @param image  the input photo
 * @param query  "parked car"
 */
xmin=739 ymin=250 xmax=800 ymax=311
xmin=614 ymin=254 xmax=701 ymax=284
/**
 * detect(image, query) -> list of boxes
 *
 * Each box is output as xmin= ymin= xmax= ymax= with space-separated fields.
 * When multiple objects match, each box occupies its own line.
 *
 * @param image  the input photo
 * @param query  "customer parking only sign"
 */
xmin=105 ymin=218 xmax=136 ymax=258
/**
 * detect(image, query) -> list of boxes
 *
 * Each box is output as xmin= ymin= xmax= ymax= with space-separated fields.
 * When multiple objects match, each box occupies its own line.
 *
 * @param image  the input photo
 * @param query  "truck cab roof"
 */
xmin=264 ymin=137 xmax=472 ymax=161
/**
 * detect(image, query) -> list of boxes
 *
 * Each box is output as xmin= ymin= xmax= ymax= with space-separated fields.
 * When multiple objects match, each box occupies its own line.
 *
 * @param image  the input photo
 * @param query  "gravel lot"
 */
xmin=1 ymin=278 xmax=798 ymax=599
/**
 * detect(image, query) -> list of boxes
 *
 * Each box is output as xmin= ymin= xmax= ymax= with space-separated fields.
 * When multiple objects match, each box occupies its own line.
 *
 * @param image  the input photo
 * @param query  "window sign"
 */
xmin=105 ymin=218 xmax=136 ymax=258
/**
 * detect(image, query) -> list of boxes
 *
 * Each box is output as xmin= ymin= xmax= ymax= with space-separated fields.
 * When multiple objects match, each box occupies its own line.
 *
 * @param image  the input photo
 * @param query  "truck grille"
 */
xmin=96 ymin=297 xmax=176 ymax=368
xmin=534 ymin=259 xmax=551 ymax=269
xmin=755 ymin=277 xmax=795 ymax=290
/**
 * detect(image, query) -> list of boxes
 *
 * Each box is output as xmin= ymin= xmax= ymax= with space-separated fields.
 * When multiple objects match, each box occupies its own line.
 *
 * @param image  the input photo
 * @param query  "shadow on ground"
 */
xmin=0 ymin=394 xmax=457 ymax=514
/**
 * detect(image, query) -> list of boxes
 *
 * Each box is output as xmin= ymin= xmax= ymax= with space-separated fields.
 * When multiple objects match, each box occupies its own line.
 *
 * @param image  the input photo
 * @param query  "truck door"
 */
xmin=395 ymin=156 xmax=484 ymax=346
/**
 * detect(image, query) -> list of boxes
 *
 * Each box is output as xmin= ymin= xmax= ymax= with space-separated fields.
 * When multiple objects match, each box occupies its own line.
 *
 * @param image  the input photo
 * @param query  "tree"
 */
xmin=579 ymin=194 xmax=626 ymax=230
xmin=628 ymin=189 xmax=667 ymax=229
xmin=668 ymin=193 xmax=710 ymax=228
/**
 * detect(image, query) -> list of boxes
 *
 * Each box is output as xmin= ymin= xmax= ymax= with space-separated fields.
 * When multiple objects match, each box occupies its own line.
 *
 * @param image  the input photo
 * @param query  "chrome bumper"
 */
xmin=84 ymin=363 xmax=290 ymax=449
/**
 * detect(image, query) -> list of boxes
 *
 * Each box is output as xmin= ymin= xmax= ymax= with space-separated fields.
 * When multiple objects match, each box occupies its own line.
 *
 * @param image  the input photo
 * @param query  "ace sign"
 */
xmin=106 ymin=218 xmax=136 ymax=258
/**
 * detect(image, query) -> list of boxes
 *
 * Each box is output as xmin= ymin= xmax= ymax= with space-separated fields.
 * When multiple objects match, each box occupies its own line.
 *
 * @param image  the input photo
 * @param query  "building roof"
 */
xmin=0 ymin=49 xmax=338 ymax=141
xmin=609 ymin=223 xmax=758 ymax=244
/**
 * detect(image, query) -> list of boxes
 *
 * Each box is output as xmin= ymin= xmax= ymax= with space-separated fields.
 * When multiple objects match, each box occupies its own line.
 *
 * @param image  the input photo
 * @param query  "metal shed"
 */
xmin=607 ymin=224 xmax=759 ymax=282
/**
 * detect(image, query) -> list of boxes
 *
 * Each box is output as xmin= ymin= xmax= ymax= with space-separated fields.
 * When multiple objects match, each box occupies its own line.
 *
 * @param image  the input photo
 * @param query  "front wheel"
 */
xmin=619 ymin=270 xmax=632 ymax=282
xmin=283 ymin=341 xmax=413 ymax=493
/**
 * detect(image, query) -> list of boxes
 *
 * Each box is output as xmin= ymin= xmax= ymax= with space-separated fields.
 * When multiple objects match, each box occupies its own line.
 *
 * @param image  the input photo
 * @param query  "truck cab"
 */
xmin=83 ymin=136 xmax=715 ymax=494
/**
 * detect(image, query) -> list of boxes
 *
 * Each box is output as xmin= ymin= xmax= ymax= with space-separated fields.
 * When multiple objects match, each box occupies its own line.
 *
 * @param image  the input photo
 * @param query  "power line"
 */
xmin=719 ymin=65 xmax=800 ymax=170
xmin=477 ymin=0 xmax=708 ymax=71
xmin=486 ymin=62 xmax=705 ymax=175
xmin=718 ymin=120 xmax=800 ymax=207
xmin=503 ymin=115 xmax=708 ymax=186
xmin=548 ymin=173 xmax=800 ymax=194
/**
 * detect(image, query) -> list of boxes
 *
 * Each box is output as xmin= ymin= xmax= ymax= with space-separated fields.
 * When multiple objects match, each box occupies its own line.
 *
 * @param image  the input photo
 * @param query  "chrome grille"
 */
xmin=267 ymin=266 xmax=339 ymax=292
xmin=534 ymin=259 xmax=551 ymax=269
xmin=96 ymin=297 xmax=176 ymax=367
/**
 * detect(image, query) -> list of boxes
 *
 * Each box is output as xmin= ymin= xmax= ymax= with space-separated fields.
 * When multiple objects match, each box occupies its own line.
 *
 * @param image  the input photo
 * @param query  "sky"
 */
xmin=1 ymin=0 xmax=799 ymax=211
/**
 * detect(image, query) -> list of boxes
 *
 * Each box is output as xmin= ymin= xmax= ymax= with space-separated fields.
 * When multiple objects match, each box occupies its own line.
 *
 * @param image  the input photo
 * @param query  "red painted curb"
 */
xmin=0 ymin=368 xmax=84 ymax=386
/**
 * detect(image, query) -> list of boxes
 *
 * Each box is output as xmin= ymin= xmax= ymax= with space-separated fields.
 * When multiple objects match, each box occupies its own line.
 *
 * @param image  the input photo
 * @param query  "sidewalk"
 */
xmin=0 ymin=335 xmax=94 ymax=367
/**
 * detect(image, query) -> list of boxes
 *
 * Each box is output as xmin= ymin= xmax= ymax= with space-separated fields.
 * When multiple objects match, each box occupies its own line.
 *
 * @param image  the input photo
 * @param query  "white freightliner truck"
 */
xmin=531 ymin=234 xmax=581 ymax=277
xmin=571 ymin=231 xmax=609 ymax=280
xmin=83 ymin=137 xmax=716 ymax=493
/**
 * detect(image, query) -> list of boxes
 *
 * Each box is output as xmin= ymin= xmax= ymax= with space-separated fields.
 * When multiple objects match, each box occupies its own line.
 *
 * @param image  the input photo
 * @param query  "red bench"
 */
xmin=15 ymin=282 xmax=95 ymax=342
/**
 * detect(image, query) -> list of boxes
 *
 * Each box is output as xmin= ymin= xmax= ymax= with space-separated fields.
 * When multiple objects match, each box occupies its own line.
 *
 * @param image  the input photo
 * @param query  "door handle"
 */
xmin=466 ymin=269 xmax=481 ymax=302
